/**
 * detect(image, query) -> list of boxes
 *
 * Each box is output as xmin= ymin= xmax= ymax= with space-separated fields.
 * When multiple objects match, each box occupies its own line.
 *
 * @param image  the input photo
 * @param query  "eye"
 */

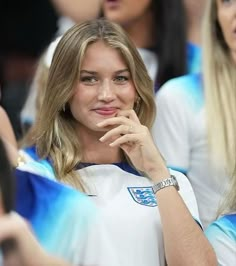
xmin=221 ymin=0 xmax=232 ymax=4
xmin=80 ymin=76 xmax=98 ymax=84
xmin=114 ymin=75 xmax=129 ymax=84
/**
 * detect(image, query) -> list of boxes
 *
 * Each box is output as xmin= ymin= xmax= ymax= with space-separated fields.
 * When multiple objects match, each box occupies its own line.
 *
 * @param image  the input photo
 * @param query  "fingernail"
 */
xmin=99 ymin=136 xmax=104 ymax=142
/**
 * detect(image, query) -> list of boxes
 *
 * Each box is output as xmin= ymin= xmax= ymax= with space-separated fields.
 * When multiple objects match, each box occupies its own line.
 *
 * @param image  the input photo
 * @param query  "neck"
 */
xmin=187 ymin=21 xmax=202 ymax=45
xmin=185 ymin=2 xmax=206 ymax=45
xmin=123 ymin=10 xmax=155 ymax=48
xmin=78 ymin=128 xmax=123 ymax=164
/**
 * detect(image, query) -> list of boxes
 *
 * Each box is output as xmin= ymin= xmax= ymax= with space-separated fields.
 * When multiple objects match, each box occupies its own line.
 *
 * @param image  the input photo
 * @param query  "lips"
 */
xmin=93 ymin=107 xmax=119 ymax=116
xmin=104 ymin=0 xmax=120 ymax=9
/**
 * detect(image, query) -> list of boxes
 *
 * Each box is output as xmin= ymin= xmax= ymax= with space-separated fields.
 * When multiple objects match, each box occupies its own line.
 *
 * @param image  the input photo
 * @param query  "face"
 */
xmin=216 ymin=0 xmax=236 ymax=61
xmin=102 ymin=0 xmax=152 ymax=26
xmin=69 ymin=41 xmax=137 ymax=134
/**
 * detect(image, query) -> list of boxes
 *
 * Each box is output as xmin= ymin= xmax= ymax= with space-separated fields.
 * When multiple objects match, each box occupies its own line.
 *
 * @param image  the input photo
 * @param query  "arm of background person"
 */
xmin=0 ymin=106 xmax=17 ymax=149
xmin=51 ymin=0 xmax=102 ymax=23
xmin=0 ymin=212 xmax=71 ymax=266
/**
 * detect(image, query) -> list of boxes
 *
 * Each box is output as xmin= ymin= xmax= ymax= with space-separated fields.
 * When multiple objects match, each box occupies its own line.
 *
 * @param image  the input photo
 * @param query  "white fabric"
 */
xmin=138 ymin=48 xmax=158 ymax=82
xmin=77 ymin=164 xmax=199 ymax=266
xmin=16 ymin=161 xmax=199 ymax=266
xmin=152 ymin=74 xmax=229 ymax=229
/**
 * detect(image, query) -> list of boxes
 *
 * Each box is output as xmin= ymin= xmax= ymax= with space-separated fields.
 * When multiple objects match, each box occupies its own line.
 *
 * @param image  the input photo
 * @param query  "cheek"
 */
xmin=218 ymin=11 xmax=228 ymax=37
xmin=121 ymin=86 xmax=137 ymax=106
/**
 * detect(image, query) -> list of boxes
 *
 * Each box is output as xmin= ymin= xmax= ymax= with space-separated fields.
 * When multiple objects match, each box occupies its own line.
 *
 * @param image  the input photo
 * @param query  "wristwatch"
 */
xmin=152 ymin=175 xmax=179 ymax=194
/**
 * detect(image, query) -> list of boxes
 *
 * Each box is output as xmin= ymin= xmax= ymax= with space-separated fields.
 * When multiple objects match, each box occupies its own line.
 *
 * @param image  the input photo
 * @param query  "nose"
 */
xmin=98 ymin=79 xmax=115 ymax=102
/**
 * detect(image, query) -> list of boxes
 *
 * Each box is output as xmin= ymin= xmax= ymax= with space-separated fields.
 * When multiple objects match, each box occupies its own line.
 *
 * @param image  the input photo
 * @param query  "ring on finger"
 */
xmin=128 ymin=125 xmax=133 ymax=133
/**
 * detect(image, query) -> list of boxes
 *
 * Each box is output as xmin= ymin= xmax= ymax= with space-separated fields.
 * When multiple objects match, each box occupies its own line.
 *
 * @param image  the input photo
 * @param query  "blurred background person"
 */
xmin=183 ymin=0 xmax=207 ymax=72
xmin=102 ymin=0 xmax=189 ymax=92
xmin=152 ymin=0 xmax=236 ymax=229
xmin=0 ymin=0 xmax=59 ymax=140
xmin=0 ymin=137 xmax=70 ymax=266
xmin=51 ymin=0 xmax=103 ymax=35
xmin=0 ymin=105 xmax=19 ymax=166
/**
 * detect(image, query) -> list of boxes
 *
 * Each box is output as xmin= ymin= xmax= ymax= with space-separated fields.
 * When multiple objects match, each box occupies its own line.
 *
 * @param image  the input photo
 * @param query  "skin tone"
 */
xmin=70 ymin=40 xmax=137 ymax=163
xmin=51 ymin=0 xmax=102 ymax=23
xmin=69 ymin=40 xmax=217 ymax=265
xmin=216 ymin=0 xmax=236 ymax=63
xmin=0 ymin=106 xmax=17 ymax=149
xmin=0 ymin=106 xmax=19 ymax=166
xmin=102 ymin=0 xmax=155 ymax=47
xmin=183 ymin=0 xmax=207 ymax=45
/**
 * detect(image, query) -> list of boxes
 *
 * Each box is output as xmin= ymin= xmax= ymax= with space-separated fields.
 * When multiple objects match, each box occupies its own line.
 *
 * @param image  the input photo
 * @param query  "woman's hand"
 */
xmin=97 ymin=109 xmax=169 ymax=181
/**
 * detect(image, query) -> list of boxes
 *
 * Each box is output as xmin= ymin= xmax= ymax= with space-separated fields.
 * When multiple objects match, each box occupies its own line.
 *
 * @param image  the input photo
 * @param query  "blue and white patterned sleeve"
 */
xmin=205 ymin=214 xmax=236 ymax=266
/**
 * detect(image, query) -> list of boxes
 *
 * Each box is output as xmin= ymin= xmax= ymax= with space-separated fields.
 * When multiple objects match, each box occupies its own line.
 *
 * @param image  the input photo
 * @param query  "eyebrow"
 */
xmin=80 ymin=69 xmax=130 ymax=75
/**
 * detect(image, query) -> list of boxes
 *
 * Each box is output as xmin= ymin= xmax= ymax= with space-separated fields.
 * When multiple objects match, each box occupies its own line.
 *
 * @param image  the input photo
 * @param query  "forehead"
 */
xmin=81 ymin=40 xmax=129 ymax=69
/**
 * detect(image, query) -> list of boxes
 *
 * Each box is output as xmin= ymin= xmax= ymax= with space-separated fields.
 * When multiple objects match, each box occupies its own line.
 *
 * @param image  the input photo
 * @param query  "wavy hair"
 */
xmin=203 ymin=0 xmax=236 ymax=213
xmin=34 ymin=19 xmax=156 ymax=190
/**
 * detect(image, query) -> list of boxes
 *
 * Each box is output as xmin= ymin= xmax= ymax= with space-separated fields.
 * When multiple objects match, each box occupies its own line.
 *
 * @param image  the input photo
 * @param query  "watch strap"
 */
xmin=152 ymin=175 xmax=179 ymax=194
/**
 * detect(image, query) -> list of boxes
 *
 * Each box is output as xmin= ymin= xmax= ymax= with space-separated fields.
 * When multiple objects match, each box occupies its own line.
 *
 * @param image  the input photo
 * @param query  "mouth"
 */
xmin=104 ymin=0 xmax=120 ymax=9
xmin=93 ymin=107 xmax=119 ymax=116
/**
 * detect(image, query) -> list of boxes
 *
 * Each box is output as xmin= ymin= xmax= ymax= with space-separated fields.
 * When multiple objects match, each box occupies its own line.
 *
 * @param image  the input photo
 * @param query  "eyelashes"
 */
xmin=80 ymin=75 xmax=130 ymax=85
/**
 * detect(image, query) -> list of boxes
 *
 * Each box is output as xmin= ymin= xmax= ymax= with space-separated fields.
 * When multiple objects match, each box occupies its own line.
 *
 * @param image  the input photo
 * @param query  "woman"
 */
xmin=10 ymin=19 xmax=216 ymax=265
xmin=203 ymin=0 xmax=236 ymax=265
xmin=152 ymin=0 xmax=236 ymax=230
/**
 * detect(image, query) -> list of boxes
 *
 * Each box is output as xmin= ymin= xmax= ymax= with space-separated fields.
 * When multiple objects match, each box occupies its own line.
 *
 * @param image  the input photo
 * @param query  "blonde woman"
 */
xmin=203 ymin=0 xmax=236 ymax=265
xmin=152 ymin=0 xmax=236 ymax=231
xmin=12 ymin=19 xmax=216 ymax=265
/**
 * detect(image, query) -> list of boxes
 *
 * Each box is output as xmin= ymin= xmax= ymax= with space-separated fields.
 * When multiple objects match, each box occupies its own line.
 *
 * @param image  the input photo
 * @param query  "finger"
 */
xmin=117 ymin=109 xmax=141 ymax=124
xmin=99 ymin=124 xmax=133 ymax=142
xmin=97 ymin=116 xmax=131 ymax=128
xmin=109 ymin=133 xmax=141 ymax=147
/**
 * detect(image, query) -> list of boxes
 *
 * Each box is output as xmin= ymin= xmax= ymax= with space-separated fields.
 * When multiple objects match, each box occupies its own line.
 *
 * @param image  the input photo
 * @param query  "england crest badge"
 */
xmin=127 ymin=186 xmax=157 ymax=207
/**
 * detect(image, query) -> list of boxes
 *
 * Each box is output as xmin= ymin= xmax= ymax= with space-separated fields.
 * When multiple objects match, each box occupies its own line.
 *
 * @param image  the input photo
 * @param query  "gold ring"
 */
xmin=128 ymin=125 xmax=133 ymax=133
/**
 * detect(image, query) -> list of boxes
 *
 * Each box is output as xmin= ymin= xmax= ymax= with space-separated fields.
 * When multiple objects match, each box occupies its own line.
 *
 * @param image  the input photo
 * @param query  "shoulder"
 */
xmin=156 ymin=73 xmax=204 ymax=112
xmin=158 ymin=73 xmax=203 ymax=99
xmin=205 ymin=214 xmax=236 ymax=265
xmin=206 ymin=213 xmax=236 ymax=241
xmin=16 ymin=159 xmax=55 ymax=181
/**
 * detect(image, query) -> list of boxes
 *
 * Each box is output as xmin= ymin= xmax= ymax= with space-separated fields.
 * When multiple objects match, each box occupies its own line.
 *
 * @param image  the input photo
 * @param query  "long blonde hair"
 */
xmin=34 ymin=19 xmax=156 ymax=190
xmin=203 ymin=0 xmax=236 ymax=213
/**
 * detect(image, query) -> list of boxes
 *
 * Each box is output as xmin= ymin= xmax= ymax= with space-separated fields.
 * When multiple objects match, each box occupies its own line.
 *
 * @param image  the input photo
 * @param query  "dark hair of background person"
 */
xmin=100 ymin=0 xmax=187 ymax=87
xmin=152 ymin=0 xmax=187 ymax=87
